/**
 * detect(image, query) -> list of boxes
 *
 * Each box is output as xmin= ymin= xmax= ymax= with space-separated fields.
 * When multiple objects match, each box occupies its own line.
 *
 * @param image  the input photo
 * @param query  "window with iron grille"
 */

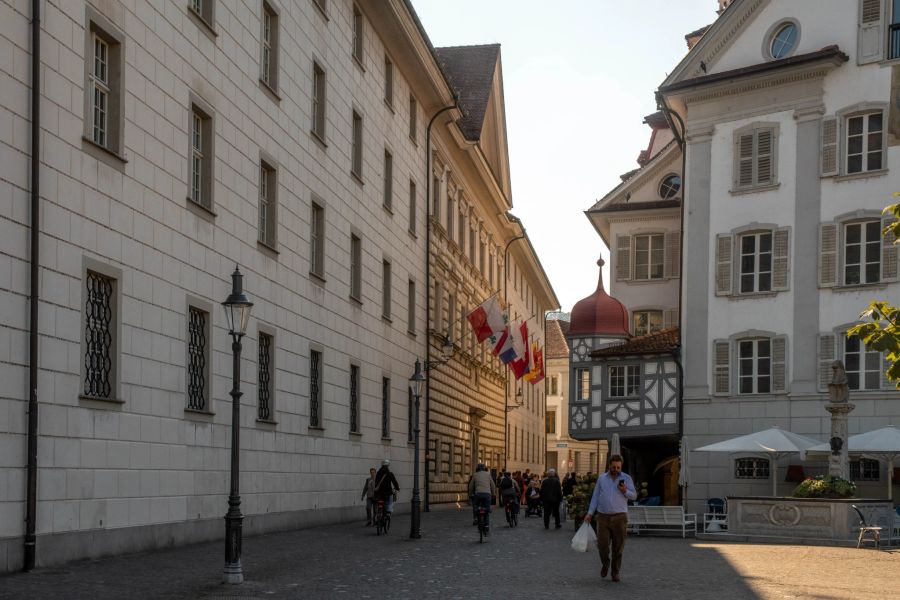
xmin=187 ymin=306 xmax=209 ymax=411
xmin=309 ymin=350 xmax=321 ymax=427
xmin=850 ymin=458 xmax=880 ymax=481
xmin=84 ymin=271 xmax=115 ymax=399
xmin=609 ymin=365 xmax=640 ymax=398
xmin=349 ymin=365 xmax=360 ymax=434
xmin=735 ymin=457 xmax=769 ymax=479
xmin=381 ymin=377 xmax=390 ymax=439
xmin=407 ymin=387 xmax=414 ymax=443
xmin=258 ymin=332 xmax=274 ymax=420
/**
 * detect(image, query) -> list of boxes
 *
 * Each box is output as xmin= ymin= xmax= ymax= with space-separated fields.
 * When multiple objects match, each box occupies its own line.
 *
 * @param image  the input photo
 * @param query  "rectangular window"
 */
xmin=409 ymin=95 xmax=417 ymax=141
xmin=479 ymin=241 xmax=485 ymax=274
xmin=845 ymin=112 xmax=883 ymax=174
xmin=351 ymin=111 xmax=363 ymax=178
xmin=447 ymin=293 xmax=456 ymax=343
xmin=349 ymin=365 xmax=360 ymax=434
xmin=382 ymin=259 xmax=392 ymax=320
xmin=258 ymin=162 xmax=277 ymax=247
xmin=891 ymin=1 xmax=900 ymax=60
xmin=469 ymin=227 xmax=476 ymax=263
xmin=350 ymin=234 xmax=361 ymax=300
xmin=383 ymin=150 xmax=393 ymax=210
xmin=381 ymin=377 xmax=390 ymax=439
xmin=91 ymin=35 xmax=109 ymax=147
xmin=189 ymin=103 xmax=213 ymax=210
xmin=186 ymin=306 xmax=209 ymax=411
xmin=84 ymin=14 xmax=124 ymax=156
xmin=408 ymin=180 xmax=417 ymax=234
xmin=189 ymin=0 xmax=214 ymax=26
xmin=260 ymin=2 xmax=279 ymax=91
xmin=633 ymin=310 xmax=663 ymax=336
xmin=312 ymin=63 xmax=326 ymax=141
xmin=432 ymin=175 xmax=441 ymax=218
xmin=850 ymin=458 xmax=880 ymax=481
xmin=609 ymin=365 xmax=640 ymax=398
xmin=407 ymin=279 xmax=416 ymax=334
xmin=735 ymin=458 xmax=769 ymax=479
xmin=739 ymin=232 xmax=772 ymax=293
xmin=384 ymin=55 xmax=393 ymax=108
xmin=575 ymin=368 xmax=589 ymax=401
xmin=634 ymin=234 xmax=664 ymax=280
xmin=458 ymin=213 xmax=466 ymax=253
xmin=545 ymin=410 xmax=556 ymax=435
xmin=258 ymin=332 xmax=274 ymax=421
xmin=549 ymin=375 xmax=559 ymax=396
xmin=310 ymin=202 xmax=325 ymax=277
xmin=352 ymin=6 xmax=364 ymax=63
xmin=845 ymin=334 xmax=881 ymax=391
xmin=407 ymin=388 xmax=415 ymax=443
xmin=446 ymin=195 xmax=455 ymax=241
xmin=83 ymin=271 xmax=116 ymax=400
xmin=309 ymin=350 xmax=322 ymax=427
xmin=844 ymin=221 xmax=881 ymax=285
xmin=738 ymin=338 xmax=771 ymax=394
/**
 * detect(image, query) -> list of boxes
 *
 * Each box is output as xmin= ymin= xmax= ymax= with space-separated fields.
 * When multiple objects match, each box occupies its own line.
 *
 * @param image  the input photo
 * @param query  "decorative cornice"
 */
xmin=682 ymin=66 xmax=835 ymax=105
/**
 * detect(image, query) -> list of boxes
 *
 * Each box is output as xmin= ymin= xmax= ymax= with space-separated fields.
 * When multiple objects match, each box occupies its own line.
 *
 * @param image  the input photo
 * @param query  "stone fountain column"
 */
xmin=825 ymin=361 xmax=854 ymax=479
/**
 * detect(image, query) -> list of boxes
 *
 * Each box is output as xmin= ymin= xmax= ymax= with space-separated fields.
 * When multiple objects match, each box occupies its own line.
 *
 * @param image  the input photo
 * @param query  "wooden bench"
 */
xmin=627 ymin=506 xmax=697 ymax=538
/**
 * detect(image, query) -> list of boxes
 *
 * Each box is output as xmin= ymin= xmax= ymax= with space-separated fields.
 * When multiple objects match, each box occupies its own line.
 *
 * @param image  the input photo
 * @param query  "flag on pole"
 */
xmin=524 ymin=343 xmax=541 ymax=382
xmin=492 ymin=326 xmax=517 ymax=364
xmin=509 ymin=322 xmax=531 ymax=380
xmin=466 ymin=296 xmax=506 ymax=343
xmin=527 ymin=346 xmax=544 ymax=385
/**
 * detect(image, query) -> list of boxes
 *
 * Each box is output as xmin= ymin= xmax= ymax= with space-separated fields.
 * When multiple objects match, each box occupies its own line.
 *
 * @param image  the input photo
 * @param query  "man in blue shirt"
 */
xmin=583 ymin=454 xmax=636 ymax=582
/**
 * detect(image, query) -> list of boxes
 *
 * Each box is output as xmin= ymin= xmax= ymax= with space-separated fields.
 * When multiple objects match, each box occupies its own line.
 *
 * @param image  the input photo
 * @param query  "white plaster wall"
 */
xmin=0 ymin=0 xmax=439 ymax=541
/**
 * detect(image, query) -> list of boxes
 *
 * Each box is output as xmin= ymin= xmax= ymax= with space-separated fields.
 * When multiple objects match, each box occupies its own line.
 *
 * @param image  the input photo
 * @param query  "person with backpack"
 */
xmin=498 ymin=471 xmax=520 ymax=518
xmin=373 ymin=459 xmax=400 ymax=514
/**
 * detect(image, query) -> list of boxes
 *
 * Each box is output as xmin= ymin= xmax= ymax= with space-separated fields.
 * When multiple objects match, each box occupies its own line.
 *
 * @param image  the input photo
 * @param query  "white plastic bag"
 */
xmin=571 ymin=522 xmax=597 ymax=553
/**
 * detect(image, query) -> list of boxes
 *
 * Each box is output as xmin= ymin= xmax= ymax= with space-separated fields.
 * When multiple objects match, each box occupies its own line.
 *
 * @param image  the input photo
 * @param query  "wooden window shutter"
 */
xmin=820 ymin=117 xmax=839 ymax=177
xmin=772 ymin=336 xmax=787 ymax=394
xmin=772 ymin=227 xmax=791 ymax=291
xmin=857 ymin=0 xmax=884 ymax=65
xmin=817 ymin=333 xmax=835 ymax=391
xmin=715 ymin=234 xmax=733 ymax=296
xmin=756 ymin=129 xmax=774 ymax=185
xmin=664 ymin=231 xmax=681 ymax=278
xmin=818 ymin=223 xmax=838 ymax=287
xmin=735 ymin=133 xmax=754 ymax=188
xmin=713 ymin=340 xmax=730 ymax=395
xmin=663 ymin=308 xmax=678 ymax=328
xmin=616 ymin=235 xmax=632 ymax=281
xmin=881 ymin=214 xmax=898 ymax=282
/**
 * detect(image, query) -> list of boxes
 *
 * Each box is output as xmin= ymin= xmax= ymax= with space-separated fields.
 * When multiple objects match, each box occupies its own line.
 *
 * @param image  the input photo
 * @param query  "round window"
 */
xmin=658 ymin=174 xmax=681 ymax=199
xmin=770 ymin=23 xmax=797 ymax=59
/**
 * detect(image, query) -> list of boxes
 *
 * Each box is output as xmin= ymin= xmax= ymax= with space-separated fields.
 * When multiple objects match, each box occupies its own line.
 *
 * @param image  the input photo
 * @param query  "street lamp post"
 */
xmin=221 ymin=267 xmax=253 ymax=584
xmin=502 ymin=232 xmax=526 ymax=466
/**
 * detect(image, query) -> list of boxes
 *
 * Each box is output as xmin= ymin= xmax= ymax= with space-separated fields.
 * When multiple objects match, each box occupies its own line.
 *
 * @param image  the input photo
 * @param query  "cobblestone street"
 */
xmin=1 ymin=506 xmax=898 ymax=600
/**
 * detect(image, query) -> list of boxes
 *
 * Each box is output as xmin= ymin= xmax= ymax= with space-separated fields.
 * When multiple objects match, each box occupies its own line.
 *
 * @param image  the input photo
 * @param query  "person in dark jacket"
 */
xmin=562 ymin=472 xmax=577 ymax=497
xmin=540 ymin=468 xmax=564 ymax=529
xmin=373 ymin=459 xmax=400 ymax=514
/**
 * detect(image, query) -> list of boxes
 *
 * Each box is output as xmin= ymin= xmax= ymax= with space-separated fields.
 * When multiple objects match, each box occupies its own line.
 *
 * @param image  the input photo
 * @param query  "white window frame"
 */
xmin=310 ymin=200 xmax=325 ymax=278
xmin=312 ymin=62 xmax=326 ymax=141
xmin=843 ymin=219 xmax=882 ymax=285
xmin=737 ymin=338 xmax=771 ymax=395
xmin=351 ymin=5 xmax=364 ymax=66
xmin=632 ymin=310 xmax=663 ymax=336
xmin=258 ymin=158 xmax=277 ymax=249
xmin=91 ymin=34 xmax=110 ymax=148
xmin=260 ymin=1 xmax=279 ymax=93
xmin=351 ymin=110 xmax=363 ymax=179
xmin=844 ymin=333 xmax=882 ymax=391
xmin=845 ymin=111 xmax=885 ymax=175
xmin=575 ymin=368 xmax=589 ymax=402
xmin=633 ymin=234 xmax=664 ymax=280
xmin=609 ymin=364 xmax=640 ymax=398
xmin=738 ymin=231 xmax=773 ymax=294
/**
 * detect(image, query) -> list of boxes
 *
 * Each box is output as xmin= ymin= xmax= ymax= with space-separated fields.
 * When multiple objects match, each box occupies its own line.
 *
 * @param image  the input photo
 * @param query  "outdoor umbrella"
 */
xmin=807 ymin=426 xmax=900 ymax=500
xmin=610 ymin=433 xmax=621 ymax=458
xmin=694 ymin=426 xmax=822 ymax=496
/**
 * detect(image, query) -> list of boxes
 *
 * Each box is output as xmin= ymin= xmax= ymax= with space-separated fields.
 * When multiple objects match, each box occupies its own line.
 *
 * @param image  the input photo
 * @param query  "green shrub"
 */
xmin=564 ymin=473 xmax=598 ymax=519
xmin=792 ymin=475 xmax=857 ymax=499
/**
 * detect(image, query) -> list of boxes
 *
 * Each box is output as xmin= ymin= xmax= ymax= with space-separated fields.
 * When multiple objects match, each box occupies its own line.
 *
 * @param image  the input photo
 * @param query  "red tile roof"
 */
xmin=545 ymin=319 xmax=570 ymax=359
xmin=590 ymin=327 xmax=680 ymax=358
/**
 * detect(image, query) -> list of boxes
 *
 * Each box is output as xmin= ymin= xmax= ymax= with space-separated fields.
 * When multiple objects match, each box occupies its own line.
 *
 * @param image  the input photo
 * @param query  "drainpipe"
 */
xmin=25 ymin=0 xmax=41 ymax=572
xmin=423 ymin=98 xmax=457 ymax=512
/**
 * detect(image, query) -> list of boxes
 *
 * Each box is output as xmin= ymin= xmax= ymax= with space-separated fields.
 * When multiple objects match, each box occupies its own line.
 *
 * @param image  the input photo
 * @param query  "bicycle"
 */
xmin=476 ymin=504 xmax=489 ymax=543
xmin=504 ymin=497 xmax=519 ymax=528
xmin=373 ymin=499 xmax=391 ymax=535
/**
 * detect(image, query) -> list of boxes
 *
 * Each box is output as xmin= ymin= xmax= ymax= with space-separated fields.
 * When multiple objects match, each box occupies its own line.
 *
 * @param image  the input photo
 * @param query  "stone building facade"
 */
xmin=0 ymin=0 xmax=554 ymax=571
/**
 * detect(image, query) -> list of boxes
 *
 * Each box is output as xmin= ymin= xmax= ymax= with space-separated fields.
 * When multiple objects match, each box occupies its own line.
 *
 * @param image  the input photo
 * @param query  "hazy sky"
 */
xmin=411 ymin=0 xmax=718 ymax=311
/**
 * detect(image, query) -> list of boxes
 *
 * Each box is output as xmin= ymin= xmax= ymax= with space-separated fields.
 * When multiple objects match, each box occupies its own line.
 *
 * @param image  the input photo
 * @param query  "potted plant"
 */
xmin=564 ymin=473 xmax=598 ymax=530
xmin=792 ymin=475 xmax=857 ymax=499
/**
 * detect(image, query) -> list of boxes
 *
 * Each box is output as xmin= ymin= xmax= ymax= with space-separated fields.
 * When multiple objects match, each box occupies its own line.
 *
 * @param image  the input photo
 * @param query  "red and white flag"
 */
xmin=466 ymin=296 xmax=506 ymax=343
xmin=509 ymin=322 xmax=531 ymax=380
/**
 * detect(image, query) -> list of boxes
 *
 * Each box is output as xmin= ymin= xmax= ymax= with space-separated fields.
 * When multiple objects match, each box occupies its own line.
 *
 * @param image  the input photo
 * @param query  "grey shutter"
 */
xmin=664 ymin=231 xmax=681 ymax=278
xmin=663 ymin=308 xmax=679 ymax=328
xmin=882 ymin=214 xmax=898 ymax=282
xmin=756 ymin=129 xmax=774 ymax=185
xmin=772 ymin=336 xmax=787 ymax=394
xmin=818 ymin=223 xmax=838 ymax=287
xmin=735 ymin=133 xmax=754 ymax=188
xmin=820 ymin=117 xmax=839 ymax=177
xmin=772 ymin=227 xmax=790 ymax=291
xmin=713 ymin=340 xmax=730 ymax=395
xmin=715 ymin=234 xmax=733 ymax=296
xmin=616 ymin=235 xmax=632 ymax=281
xmin=857 ymin=0 xmax=884 ymax=65
xmin=817 ymin=333 xmax=836 ymax=391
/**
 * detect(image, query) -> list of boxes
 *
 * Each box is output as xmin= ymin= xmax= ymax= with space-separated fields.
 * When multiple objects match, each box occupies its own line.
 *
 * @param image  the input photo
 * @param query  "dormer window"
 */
xmin=769 ymin=22 xmax=798 ymax=59
xmin=658 ymin=174 xmax=681 ymax=199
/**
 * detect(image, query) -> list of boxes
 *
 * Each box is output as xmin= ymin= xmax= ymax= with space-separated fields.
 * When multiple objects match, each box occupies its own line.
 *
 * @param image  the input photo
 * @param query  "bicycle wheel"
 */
xmin=384 ymin=513 xmax=391 ymax=534
xmin=512 ymin=511 xmax=518 ymax=527
xmin=479 ymin=522 xmax=484 ymax=543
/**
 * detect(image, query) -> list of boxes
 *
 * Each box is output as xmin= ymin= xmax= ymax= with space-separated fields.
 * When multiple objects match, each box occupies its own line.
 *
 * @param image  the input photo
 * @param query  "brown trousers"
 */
xmin=595 ymin=512 xmax=628 ymax=575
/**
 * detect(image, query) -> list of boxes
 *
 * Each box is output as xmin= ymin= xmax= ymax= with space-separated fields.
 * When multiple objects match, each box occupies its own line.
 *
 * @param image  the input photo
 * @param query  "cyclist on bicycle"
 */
xmin=467 ymin=463 xmax=497 ymax=534
xmin=373 ymin=459 xmax=400 ymax=514
xmin=499 ymin=471 xmax=520 ymax=516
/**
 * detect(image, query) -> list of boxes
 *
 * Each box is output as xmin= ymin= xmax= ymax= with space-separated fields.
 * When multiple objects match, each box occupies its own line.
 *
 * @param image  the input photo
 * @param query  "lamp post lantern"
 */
xmin=409 ymin=359 xmax=426 ymax=539
xmin=221 ymin=266 xmax=253 ymax=584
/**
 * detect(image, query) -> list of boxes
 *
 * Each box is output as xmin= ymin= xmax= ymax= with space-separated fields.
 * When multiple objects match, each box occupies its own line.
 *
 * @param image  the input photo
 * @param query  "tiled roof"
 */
xmin=643 ymin=111 xmax=669 ymax=129
xmin=684 ymin=24 xmax=712 ymax=42
xmin=434 ymin=44 xmax=501 ymax=142
xmin=590 ymin=327 xmax=680 ymax=358
xmin=545 ymin=319 xmax=570 ymax=359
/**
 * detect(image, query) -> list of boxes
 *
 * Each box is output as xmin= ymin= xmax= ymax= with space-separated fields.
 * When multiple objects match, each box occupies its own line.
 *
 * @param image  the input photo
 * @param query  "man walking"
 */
xmin=583 ymin=455 xmax=636 ymax=583
xmin=361 ymin=467 xmax=377 ymax=525
xmin=540 ymin=468 xmax=563 ymax=529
